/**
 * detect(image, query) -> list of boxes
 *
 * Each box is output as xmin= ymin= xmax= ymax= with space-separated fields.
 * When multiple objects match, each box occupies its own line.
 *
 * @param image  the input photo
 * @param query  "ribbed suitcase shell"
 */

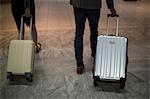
xmin=94 ymin=35 xmax=127 ymax=80
xmin=7 ymin=40 xmax=35 ymax=74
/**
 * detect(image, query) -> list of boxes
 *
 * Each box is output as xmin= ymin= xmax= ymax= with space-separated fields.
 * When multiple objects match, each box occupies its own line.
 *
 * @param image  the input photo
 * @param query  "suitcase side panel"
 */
xmin=7 ymin=40 xmax=35 ymax=74
xmin=95 ymin=36 xmax=127 ymax=80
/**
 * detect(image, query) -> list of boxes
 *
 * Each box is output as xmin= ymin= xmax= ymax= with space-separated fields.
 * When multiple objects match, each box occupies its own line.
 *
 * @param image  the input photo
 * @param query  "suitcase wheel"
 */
xmin=120 ymin=78 xmax=126 ymax=89
xmin=7 ymin=72 xmax=14 ymax=81
xmin=25 ymin=73 xmax=32 ymax=82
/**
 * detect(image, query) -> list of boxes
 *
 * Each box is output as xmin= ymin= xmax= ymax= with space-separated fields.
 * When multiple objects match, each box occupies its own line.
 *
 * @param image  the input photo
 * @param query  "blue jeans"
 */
xmin=73 ymin=7 xmax=100 ymax=66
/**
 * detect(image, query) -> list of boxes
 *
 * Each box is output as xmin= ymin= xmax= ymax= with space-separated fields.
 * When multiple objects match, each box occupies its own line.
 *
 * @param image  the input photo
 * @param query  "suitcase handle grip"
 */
xmin=106 ymin=14 xmax=119 ymax=36
xmin=107 ymin=14 xmax=119 ymax=17
xmin=19 ymin=15 xmax=33 ymax=40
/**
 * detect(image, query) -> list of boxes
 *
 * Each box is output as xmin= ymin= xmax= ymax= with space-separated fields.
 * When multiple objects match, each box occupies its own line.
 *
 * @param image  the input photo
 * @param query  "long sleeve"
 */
xmin=106 ymin=0 xmax=114 ymax=9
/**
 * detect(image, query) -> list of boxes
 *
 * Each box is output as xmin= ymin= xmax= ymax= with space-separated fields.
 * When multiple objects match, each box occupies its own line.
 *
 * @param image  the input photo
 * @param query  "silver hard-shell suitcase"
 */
xmin=93 ymin=14 xmax=128 ymax=88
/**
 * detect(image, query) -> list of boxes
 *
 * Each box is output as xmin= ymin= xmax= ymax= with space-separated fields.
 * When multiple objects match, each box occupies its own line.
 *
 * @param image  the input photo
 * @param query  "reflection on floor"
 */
xmin=0 ymin=0 xmax=149 ymax=99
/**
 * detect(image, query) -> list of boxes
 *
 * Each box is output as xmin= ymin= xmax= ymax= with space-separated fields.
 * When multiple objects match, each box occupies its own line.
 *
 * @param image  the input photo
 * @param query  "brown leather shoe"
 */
xmin=77 ymin=66 xmax=84 ymax=74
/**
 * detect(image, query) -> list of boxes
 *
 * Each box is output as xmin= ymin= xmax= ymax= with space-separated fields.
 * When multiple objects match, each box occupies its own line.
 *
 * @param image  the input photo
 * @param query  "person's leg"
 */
xmin=31 ymin=0 xmax=41 ymax=53
xmin=11 ymin=0 xmax=25 ymax=39
xmin=25 ymin=0 xmax=36 ymax=43
xmin=32 ymin=24 xmax=37 ymax=44
xmin=73 ymin=7 xmax=86 ymax=73
xmin=25 ymin=0 xmax=41 ymax=53
xmin=87 ymin=9 xmax=100 ymax=57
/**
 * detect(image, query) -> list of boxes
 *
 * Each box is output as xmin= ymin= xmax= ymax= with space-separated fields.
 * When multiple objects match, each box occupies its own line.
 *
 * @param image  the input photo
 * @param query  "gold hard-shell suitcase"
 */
xmin=7 ymin=14 xmax=35 ymax=81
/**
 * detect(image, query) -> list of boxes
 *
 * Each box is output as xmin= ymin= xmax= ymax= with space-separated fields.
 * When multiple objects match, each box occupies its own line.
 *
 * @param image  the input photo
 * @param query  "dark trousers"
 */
xmin=73 ymin=7 xmax=100 ymax=66
xmin=11 ymin=0 xmax=35 ymax=30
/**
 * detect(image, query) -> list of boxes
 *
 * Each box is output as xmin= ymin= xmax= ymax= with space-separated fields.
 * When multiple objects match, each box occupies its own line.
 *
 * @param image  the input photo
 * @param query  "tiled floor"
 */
xmin=0 ymin=0 xmax=150 ymax=99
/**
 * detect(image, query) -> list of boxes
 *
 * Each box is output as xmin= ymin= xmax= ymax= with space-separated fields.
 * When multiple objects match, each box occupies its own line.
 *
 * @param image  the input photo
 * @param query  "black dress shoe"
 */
xmin=91 ymin=52 xmax=95 ymax=57
xmin=77 ymin=66 xmax=84 ymax=74
xmin=36 ymin=43 xmax=41 ymax=53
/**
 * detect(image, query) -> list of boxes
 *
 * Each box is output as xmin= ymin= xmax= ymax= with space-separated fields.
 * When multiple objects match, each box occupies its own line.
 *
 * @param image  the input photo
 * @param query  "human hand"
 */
xmin=109 ymin=8 xmax=117 ymax=17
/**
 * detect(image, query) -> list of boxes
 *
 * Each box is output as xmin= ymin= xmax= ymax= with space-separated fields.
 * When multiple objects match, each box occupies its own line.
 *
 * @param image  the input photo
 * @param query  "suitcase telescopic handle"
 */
xmin=19 ymin=15 xmax=33 ymax=40
xmin=106 ymin=14 xmax=119 ymax=36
